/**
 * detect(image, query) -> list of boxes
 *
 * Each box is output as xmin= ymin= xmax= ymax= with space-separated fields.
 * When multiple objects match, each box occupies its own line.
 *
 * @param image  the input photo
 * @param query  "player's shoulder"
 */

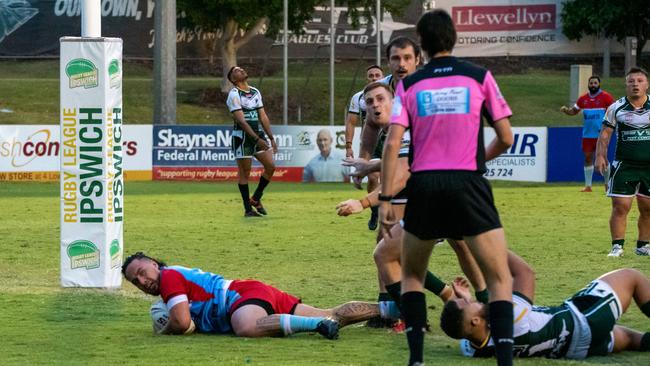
xmin=577 ymin=93 xmax=589 ymax=102
xmin=352 ymin=90 xmax=364 ymax=99
xmin=227 ymin=87 xmax=239 ymax=97
xmin=610 ymin=96 xmax=628 ymax=109
xmin=377 ymin=75 xmax=393 ymax=85
xmin=601 ymin=90 xmax=615 ymax=99
xmin=248 ymin=86 xmax=262 ymax=96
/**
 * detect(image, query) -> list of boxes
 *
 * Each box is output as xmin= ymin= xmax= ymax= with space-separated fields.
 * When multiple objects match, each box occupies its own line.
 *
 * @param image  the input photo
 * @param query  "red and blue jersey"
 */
xmin=575 ymin=90 xmax=615 ymax=138
xmin=159 ymin=266 xmax=241 ymax=334
xmin=391 ymin=56 xmax=512 ymax=173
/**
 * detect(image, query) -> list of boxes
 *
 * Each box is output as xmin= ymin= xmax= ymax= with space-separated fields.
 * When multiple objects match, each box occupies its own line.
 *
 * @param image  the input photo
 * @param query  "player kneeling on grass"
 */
xmin=122 ymin=252 xmax=397 ymax=339
xmin=440 ymin=252 xmax=650 ymax=359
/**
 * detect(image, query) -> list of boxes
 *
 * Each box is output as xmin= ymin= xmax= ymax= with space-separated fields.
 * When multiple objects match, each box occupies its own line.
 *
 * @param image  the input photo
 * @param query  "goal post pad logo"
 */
xmin=66 ymin=58 xmax=98 ymax=89
xmin=67 ymin=240 xmax=100 ymax=270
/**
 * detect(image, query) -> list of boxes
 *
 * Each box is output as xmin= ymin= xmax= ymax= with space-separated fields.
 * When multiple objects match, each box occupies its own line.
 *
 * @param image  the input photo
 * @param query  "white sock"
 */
xmin=584 ymin=166 xmax=594 ymax=187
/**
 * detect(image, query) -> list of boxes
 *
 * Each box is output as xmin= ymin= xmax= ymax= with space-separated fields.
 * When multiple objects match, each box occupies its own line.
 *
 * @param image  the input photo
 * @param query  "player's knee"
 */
xmin=618 ymin=268 xmax=643 ymax=281
xmin=234 ymin=326 xmax=261 ymax=338
xmin=373 ymin=245 xmax=387 ymax=266
xmin=612 ymin=205 xmax=631 ymax=216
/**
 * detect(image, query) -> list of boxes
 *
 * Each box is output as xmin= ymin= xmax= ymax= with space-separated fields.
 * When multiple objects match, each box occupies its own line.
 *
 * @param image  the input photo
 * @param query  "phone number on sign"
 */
xmin=483 ymin=168 xmax=513 ymax=177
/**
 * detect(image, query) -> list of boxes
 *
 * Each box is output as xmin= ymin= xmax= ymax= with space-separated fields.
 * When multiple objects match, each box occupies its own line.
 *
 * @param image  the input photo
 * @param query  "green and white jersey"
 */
xmin=226 ymin=86 xmax=264 ymax=132
xmin=603 ymin=95 xmax=650 ymax=164
xmin=348 ymin=90 xmax=367 ymax=122
xmin=461 ymin=293 xmax=575 ymax=359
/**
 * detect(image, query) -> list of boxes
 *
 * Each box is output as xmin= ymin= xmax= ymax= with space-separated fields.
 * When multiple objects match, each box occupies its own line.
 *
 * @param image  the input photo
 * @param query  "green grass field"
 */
xmin=0 ymin=59 xmax=627 ymax=126
xmin=0 ymin=181 xmax=647 ymax=365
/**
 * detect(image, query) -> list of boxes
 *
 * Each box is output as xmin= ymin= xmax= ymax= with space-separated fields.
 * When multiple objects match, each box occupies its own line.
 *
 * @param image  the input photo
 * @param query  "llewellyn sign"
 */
xmin=60 ymin=37 xmax=123 ymax=288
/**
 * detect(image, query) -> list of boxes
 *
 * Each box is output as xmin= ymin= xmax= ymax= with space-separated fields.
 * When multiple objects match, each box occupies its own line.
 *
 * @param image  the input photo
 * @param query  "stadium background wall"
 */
xmin=0 ymin=125 xmax=615 ymax=183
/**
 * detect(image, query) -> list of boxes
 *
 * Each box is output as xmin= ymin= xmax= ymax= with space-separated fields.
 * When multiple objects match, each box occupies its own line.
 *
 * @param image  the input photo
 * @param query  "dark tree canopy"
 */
xmin=176 ymin=0 xmax=410 ymax=90
xmin=561 ymin=0 xmax=650 ymax=67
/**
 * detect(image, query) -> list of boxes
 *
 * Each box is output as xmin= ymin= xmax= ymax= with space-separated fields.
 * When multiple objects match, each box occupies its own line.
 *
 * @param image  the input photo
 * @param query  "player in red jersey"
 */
xmin=560 ymin=75 xmax=615 ymax=192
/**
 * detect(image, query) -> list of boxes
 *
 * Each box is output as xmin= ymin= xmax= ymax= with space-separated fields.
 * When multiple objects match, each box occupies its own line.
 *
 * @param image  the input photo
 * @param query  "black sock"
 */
xmin=238 ymin=184 xmax=252 ymax=211
xmin=641 ymin=301 xmax=650 ymax=318
xmin=385 ymin=282 xmax=402 ymax=308
xmin=378 ymin=292 xmax=392 ymax=302
xmin=612 ymin=239 xmax=625 ymax=247
xmin=489 ymin=300 xmax=514 ymax=366
xmin=637 ymin=240 xmax=649 ymax=249
xmin=424 ymin=271 xmax=446 ymax=296
xmin=370 ymin=205 xmax=378 ymax=217
xmin=641 ymin=332 xmax=650 ymax=351
xmin=402 ymin=291 xmax=427 ymax=366
xmin=252 ymin=176 xmax=270 ymax=201
xmin=475 ymin=289 xmax=489 ymax=304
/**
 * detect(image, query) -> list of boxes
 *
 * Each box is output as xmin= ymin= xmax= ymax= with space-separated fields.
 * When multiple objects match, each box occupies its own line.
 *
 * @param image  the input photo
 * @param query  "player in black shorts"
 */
xmin=226 ymin=66 xmax=277 ymax=217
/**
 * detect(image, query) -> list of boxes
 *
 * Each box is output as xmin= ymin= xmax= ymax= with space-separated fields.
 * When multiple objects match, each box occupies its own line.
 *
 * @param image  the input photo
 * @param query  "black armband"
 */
xmin=378 ymin=194 xmax=393 ymax=202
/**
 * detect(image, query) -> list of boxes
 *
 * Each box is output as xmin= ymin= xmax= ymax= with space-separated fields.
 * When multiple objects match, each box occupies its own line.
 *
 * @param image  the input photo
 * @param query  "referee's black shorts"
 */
xmin=403 ymin=171 xmax=502 ymax=240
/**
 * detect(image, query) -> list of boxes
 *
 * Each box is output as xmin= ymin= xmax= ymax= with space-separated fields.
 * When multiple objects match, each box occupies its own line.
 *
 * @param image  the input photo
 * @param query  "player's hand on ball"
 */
xmin=150 ymin=300 xmax=171 ymax=335
xmin=336 ymin=199 xmax=363 ymax=216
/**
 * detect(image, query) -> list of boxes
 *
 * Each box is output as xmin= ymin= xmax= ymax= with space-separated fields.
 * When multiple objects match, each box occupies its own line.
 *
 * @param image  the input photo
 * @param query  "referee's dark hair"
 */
xmin=626 ymin=66 xmax=649 ymax=79
xmin=385 ymin=36 xmax=421 ymax=60
xmin=227 ymin=66 xmax=237 ymax=83
xmin=366 ymin=64 xmax=382 ymax=72
xmin=417 ymin=9 xmax=457 ymax=56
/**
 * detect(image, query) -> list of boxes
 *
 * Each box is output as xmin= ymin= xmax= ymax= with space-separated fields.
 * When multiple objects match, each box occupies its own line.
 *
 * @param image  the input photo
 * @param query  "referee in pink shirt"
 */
xmin=379 ymin=10 xmax=515 ymax=366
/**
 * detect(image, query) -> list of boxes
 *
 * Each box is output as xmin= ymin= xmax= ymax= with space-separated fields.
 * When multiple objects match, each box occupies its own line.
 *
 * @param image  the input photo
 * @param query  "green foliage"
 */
xmin=561 ymin=0 xmax=650 ymax=65
xmin=177 ymin=0 xmax=320 ymax=38
xmin=177 ymin=0 xmax=412 ymax=39
xmin=0 ymin=181 xmax=648 ymax=365
xmin=0 ymin=60 xmax=628 ymax=126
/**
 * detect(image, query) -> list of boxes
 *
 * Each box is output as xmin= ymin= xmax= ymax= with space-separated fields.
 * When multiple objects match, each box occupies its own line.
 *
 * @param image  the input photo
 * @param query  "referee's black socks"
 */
xmin=402 ymin=291 xmax=427 ymax=366
xmin=489 ymin=300 xmax=514 ymax=366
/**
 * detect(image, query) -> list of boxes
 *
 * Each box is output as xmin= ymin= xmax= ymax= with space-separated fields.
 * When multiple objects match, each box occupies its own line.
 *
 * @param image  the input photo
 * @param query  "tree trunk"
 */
xmin=218 ymin=18 xmax=268 ymax=92
xmin=636 ymin=37 xmax=647 ymax=68
xmin=220 ymin=38 xmax=237 ymax=92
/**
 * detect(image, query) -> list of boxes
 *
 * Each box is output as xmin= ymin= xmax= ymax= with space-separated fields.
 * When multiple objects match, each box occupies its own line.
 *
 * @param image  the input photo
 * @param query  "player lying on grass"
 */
xmin=122 ymin=252 xmax=397 ymax=339
xmin=440 ymin=252 xmax=650 ymax=359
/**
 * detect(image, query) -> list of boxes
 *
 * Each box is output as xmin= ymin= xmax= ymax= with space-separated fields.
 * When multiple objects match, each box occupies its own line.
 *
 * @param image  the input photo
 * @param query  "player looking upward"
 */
xmin=226 ymin=66 xmax=277 ymax=217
